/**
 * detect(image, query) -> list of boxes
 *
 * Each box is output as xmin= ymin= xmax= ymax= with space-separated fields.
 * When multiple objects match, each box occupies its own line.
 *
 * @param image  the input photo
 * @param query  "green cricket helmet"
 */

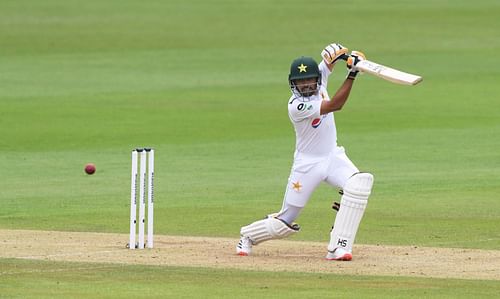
xmin=288 ymin=56 xmax=321 ymax=98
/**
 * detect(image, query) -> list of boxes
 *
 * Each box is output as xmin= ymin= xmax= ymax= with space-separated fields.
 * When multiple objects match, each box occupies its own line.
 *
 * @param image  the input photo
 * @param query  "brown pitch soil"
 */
xmin=1 ymin=229 xmax=499 ymax=280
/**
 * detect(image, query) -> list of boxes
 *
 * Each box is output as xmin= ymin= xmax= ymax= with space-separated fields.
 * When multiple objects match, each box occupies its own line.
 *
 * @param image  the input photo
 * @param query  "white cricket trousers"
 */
xmin=278 ymin=146 xmax=358 ymax=223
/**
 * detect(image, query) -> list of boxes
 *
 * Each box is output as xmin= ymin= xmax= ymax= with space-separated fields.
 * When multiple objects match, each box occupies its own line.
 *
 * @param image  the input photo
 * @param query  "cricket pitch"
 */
xmin=0 ymin=229 xmax=498 ymax=280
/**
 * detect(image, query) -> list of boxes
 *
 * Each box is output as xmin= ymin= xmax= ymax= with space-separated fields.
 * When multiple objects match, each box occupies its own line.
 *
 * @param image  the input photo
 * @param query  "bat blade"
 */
xmin=356 ymin=60 xmax=423 ymax=85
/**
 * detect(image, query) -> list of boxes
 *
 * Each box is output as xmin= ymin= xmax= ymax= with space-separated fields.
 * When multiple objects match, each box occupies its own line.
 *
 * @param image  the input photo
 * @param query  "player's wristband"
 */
xmin=347 ymin=72 xmax=357 ymax=80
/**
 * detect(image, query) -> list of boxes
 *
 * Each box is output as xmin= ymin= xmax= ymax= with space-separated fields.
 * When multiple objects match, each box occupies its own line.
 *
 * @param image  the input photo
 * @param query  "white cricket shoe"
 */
xmin=325 ymin=247 xmax=352 ymax=261
xmin=236 ymin=236 xmax=252 ymax=256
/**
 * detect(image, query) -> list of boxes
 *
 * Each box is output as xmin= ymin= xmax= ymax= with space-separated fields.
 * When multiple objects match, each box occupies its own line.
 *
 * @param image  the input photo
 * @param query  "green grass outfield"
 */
xmin=1 ymin=259 xmax=500 ymax=299
xmin=1 ymin=0 xmax=499 ymax=298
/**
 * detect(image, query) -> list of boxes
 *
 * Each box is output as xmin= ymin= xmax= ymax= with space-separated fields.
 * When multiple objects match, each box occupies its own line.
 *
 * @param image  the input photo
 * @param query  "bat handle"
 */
xmin=340 ymin=54 xmax=349 ymax=61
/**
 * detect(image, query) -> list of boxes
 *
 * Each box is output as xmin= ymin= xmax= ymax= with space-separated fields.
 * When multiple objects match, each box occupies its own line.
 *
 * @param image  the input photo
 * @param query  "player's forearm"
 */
xmin=331 ymin=79 xmax=354 ymax=111
xmin=320 ymin=79 xmax=354 ymax=114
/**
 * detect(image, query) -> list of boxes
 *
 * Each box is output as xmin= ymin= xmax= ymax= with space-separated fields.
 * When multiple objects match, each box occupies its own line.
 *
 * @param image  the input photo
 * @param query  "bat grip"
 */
xmin=340 ymin=54 xmax=349 ymax=61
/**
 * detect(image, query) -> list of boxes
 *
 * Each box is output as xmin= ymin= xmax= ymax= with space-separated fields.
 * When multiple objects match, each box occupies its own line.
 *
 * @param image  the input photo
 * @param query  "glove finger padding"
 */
xmin=346 ymin=50 xmax=366 ymax=79
xmin=347 ymin=51 xmax=366 ymax=70
xmin=322 ymin=43 xmax=349 ymax=65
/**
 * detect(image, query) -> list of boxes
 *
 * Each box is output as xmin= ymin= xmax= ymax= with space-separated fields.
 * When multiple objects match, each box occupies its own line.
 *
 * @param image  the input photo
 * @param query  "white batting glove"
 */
xmin=346 ymin=50 xmax=366 ymax=79
xmin=321 ymin=43 xmax=349 ymax=65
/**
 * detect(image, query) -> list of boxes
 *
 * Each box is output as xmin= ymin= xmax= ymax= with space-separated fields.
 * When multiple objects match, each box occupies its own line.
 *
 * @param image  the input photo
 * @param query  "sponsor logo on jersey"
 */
xmin=311 ymin=114 xmax=327 ymax=128
xmin=311 ymin=118 xmax=322 ymax=128
xmin=297 ymin=103 xmax=313 ymax=111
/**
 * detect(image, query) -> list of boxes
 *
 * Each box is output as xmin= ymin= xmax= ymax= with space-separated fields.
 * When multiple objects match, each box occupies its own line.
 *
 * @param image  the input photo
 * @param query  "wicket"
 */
xmin=129 ymin=148 xmax=155 ymax=249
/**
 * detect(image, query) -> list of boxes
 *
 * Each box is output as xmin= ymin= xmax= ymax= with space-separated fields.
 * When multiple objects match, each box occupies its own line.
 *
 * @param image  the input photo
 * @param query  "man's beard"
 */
xmin=299 ymin=85 xmax=317 ymax=97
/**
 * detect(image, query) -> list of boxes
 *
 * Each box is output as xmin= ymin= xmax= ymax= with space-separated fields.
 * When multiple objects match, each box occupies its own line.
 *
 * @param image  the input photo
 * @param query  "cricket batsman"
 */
xmin=236 ymin=43 xmax=374 ymax=261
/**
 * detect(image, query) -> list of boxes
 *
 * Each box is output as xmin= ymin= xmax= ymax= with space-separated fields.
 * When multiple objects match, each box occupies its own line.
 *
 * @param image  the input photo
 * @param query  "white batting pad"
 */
xmin=328 ymin=173 xmax=374 ymax=253
xmin=240 ymin=216 xmax=300 ymax=245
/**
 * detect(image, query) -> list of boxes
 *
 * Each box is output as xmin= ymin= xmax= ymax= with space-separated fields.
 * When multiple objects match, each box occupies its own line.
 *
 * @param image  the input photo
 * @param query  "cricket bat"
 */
xmin=341 ymin=55 xmax=423 ymax=85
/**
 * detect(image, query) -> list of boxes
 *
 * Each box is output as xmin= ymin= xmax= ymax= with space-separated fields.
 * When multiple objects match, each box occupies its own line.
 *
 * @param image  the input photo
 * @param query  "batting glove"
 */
xmin=346 ymin=50 xmax=366 ymax=79
xmin=321 ymin=43 xmax=349 ymax=65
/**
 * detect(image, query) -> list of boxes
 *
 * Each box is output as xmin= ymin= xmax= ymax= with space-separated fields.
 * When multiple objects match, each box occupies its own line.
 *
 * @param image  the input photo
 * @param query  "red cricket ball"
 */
xmin=85 ymin=163 xmax=96 ymax=175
